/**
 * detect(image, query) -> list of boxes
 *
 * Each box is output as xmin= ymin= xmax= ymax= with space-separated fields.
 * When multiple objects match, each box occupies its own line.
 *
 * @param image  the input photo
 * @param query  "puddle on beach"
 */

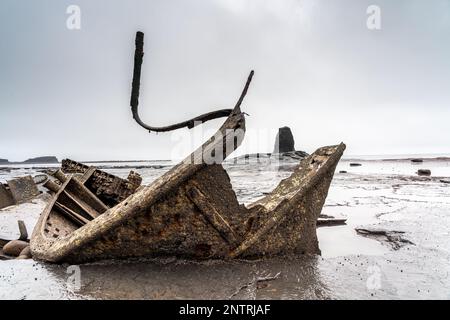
xmin=1 ymin=158 xmax=449 ymax=299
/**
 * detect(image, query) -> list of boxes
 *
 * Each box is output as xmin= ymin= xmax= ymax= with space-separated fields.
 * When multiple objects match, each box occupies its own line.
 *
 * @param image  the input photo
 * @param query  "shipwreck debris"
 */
xmin=0 ymin=176 xmax=40 ymax=209
xmin=228 ymin=271 xmax=281 ymax=299
xmin=60 ymin=159 xmax=142 ymax=206
xmin=33 ymin=174 xmax=49 ymax=185
xmin=317 ymin=218 xmax=347 ymax=227
xmin=355 ymin=228 xmax=414 ymax=250
xmin=29 ymin=31 xmax=346 ymax=264
xmin=18 ymin=220 xmax=28 ymax=241
xmin=130 ymin=31 xmax=243 ymax=133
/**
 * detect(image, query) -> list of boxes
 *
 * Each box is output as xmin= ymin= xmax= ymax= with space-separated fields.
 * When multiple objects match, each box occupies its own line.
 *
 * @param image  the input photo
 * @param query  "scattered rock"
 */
xmin=440 ymin=179 xmax=450 ymax=184
xmin=273 ymin=127 xmax=295 ymax=153
xmin=411 ymin=159 xmax=423 ymax=163
xmin=417 ymin=169 xmax=431 ymax=176
xmin=18 ymin=246 xmax=32 ymax=259
xmin=2 ymin=240 xmax=29 ymax=257
xmin=0 ymin=253 xmax=13 ymax=261
xmin=355 ymin=228 xmax=414 ymax=250
xmin=349 ymin=163 xmax=362 ymax=167
xmin=339 ymin=170 xmax=347 ymax=174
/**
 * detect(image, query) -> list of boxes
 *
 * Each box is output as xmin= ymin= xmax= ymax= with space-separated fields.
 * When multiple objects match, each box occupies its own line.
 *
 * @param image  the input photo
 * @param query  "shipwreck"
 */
xmin=30 ymin=32 xmax=345 ymax=263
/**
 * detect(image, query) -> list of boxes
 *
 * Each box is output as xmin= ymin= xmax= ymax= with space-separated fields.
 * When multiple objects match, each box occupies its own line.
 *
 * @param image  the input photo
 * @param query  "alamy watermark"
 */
xmin=66 ymin=5 xmax=81 ymax=30
xmin=366 ymin=5 xmax=381 ymax=30
xmin=366 ymin=265 xmax=382 ymax=291
xmin=169 ymin=123 xmax=283 ymax=165
xmin=66 ymin=265 xmax=81 ymax=292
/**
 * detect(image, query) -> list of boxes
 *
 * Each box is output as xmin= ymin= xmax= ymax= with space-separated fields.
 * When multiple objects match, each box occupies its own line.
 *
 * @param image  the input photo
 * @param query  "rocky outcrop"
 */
xmin=273 ymin=127 xmax=295 ymax=153
xmin=0 ymin=159 xmax=9 ymax=164
xmin=230 ymin=127 xmax=309 ymax=163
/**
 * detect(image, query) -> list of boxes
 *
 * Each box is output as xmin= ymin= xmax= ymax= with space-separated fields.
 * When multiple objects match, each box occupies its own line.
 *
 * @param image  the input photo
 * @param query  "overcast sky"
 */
xmin=1 ymin=0 xmax=449 ymax=161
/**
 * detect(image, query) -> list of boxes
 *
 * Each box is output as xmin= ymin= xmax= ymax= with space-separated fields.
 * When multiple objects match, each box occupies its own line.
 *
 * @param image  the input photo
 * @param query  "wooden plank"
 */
xmin=18 ymin=220 xmax=28 ymax=240
xmin=317 ymin=218 xmax=347 ymax=227
xmin=54 ymin=202 xmax=89 ymax=226
xmin=63 ymin=190 xmax=100 ymax=220
xmin=78 ymin=166 xmax=96 ymax=184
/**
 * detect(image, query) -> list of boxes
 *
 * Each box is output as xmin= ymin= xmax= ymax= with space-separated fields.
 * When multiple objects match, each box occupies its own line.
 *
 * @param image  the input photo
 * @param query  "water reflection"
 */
xmin=1 ymin=256 xmax=330 ymax=300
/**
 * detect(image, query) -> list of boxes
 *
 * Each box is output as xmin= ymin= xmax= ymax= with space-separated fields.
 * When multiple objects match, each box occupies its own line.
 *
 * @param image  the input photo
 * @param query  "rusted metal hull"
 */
xmin=30 ymin=30 xmax=345 ymax=263
xmin=0 ymin=176 xmax=40 ymax=209
xmin=60 ymin=159 xmax=142 ymax=206
xmin=31 ymin=135 xmax=344 ymax=263
xmin=30 ymin=59 xmax=345 ymax=263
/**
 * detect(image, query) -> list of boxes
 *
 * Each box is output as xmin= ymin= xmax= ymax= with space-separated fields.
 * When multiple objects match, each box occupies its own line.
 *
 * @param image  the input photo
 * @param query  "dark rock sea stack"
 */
xmin=228 ymin=127 xmax=309 ymax=163
xmin=417 ymin=169 xmax=431 ymax=176
xmin=23 ymin=156 xmax=58 ymax=164
xmin=273 ymin=126 xmax=295 ymax=153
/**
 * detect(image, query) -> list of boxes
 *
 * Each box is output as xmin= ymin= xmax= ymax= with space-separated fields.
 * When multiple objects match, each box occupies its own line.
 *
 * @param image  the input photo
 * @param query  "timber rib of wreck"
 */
xmin=30 ymin=31 xmax=346 ymax=263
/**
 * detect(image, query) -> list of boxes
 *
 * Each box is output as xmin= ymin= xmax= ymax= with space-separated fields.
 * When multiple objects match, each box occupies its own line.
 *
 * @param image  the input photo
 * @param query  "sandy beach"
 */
xmin=0 ymin=157 xmax=449 ymax=299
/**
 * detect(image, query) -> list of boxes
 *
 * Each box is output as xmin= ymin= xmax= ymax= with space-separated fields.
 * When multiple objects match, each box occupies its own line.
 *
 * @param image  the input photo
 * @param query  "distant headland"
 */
xmin=0 ymin=156 xmax=59 ymax=165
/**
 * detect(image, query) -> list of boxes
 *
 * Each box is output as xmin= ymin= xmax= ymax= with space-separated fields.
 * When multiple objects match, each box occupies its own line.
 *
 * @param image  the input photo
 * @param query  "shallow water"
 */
xmin=1 ymin=158 xmax=449 ymax=299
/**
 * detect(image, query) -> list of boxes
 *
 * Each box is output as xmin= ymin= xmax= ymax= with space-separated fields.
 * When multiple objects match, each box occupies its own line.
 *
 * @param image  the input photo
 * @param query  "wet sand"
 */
xmin=1 ymin=158 xmax=449 ymax=299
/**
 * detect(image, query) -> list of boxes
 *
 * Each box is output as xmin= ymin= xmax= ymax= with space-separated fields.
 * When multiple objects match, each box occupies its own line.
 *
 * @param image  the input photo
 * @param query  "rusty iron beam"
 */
xmin=130 ymin=31 xmax=253 ymax=133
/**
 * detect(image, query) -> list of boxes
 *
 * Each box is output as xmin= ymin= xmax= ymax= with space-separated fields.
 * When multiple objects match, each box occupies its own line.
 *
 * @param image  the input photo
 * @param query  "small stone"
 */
xmin=19 ymin=246 xmax=32 ymax=259
xmin=417 ymin=169 xmax=431 ymax=176
xmin=339 ymin=170 xmax=347 ymax=174
xmin=349 ymin=163 xmax=362 ymax=167
xmin=2 ymin=240 xmax=29 ymax=257
xmin=440 ymin=179 xmax=450 ymax=184
xmin=411 ymin=159 xmax=423 ymax=163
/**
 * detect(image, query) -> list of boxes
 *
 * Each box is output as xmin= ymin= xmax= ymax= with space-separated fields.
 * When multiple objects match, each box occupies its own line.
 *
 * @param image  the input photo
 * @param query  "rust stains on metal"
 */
xmin=61 ymin=159 xmax=142 ymax=206
xmin=0 ymin=176 xmax=40 ymax=209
